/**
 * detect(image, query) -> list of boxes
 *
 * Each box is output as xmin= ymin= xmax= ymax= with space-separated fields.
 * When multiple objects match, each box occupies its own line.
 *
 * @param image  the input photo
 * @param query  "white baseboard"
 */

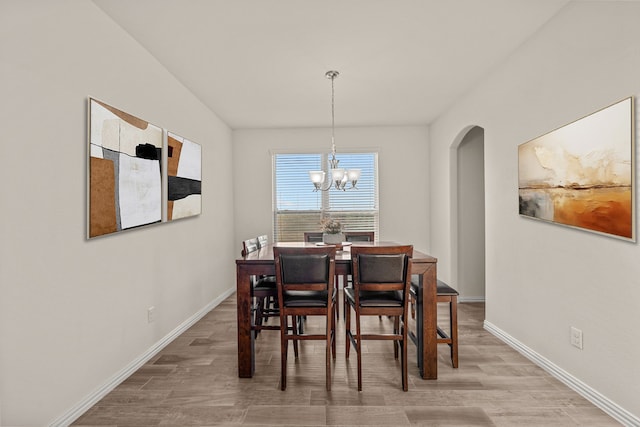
xmin=484 ymin=320 xmax=640 ymax=427
xmin=50 ymin=287 xmax=236 ymax=427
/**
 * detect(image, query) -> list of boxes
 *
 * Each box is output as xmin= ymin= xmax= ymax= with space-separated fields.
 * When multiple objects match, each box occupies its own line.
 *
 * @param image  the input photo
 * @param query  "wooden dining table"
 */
xmin=235 ymin=241 xmax=439 ymax=380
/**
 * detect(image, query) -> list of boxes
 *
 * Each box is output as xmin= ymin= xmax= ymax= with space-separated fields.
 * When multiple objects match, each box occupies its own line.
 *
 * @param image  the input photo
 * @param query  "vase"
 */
xmin=322 ymin=232 xmax=344 ymax=245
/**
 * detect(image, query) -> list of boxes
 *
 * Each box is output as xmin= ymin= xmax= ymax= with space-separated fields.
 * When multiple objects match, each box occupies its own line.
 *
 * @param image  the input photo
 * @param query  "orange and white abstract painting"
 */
xmin=518 ymin=97 xmax=635 ymax=241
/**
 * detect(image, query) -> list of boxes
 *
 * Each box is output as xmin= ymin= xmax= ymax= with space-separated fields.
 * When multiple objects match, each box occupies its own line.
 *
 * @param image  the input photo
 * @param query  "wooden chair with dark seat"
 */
xmin=344 ymin=231 xmax=375 ymax=242
xmin=342 ymin=231 xmax=375 ymax=318
xmin=409 ymin=277 xmax=459 ymax=368
xmin=255 ymin=234 xmax=278 ymax=329
xmin=242 ymin=238 xmax=280 ymax=336
xmin=345 ymin=245 xmax=413 ymax=391
xmin=303 ymin=231 xmax=323 ymax=243
xmin=304 ymin=230 xmax=343 ymax=321
xmin=274 ymin=245 xmax=337 ymax=391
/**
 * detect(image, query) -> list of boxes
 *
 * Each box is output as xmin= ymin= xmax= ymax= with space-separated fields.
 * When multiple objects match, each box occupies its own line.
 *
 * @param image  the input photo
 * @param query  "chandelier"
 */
xmin=309 ymin=71 xmax=360 ymax=191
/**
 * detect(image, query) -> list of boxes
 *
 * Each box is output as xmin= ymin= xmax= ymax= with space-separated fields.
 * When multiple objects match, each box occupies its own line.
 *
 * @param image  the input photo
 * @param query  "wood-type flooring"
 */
xmin=73 ymin=293 xmax=619 ymax=426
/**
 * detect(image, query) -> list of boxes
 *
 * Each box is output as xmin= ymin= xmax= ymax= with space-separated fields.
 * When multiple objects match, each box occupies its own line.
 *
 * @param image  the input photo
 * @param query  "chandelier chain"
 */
xmin=309 ymin=70 xmax=360 ymax=191
xmin=331 ymin=72 xmax=336 ymax=157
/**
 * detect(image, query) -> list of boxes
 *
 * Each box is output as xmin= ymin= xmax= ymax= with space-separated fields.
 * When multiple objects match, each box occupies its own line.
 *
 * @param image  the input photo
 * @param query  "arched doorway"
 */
xmin=450 ymin=126 xmax=485 ymax=301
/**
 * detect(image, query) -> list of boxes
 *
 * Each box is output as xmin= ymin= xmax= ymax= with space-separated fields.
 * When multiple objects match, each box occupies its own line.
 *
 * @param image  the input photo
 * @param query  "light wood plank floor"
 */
xmin=73 ymin=293 xmax=619 ymax=426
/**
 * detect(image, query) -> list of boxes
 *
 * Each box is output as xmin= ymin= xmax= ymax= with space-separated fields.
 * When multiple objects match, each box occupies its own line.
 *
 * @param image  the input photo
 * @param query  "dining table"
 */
xmin=235 ymin=241 xmax=439 ymax=380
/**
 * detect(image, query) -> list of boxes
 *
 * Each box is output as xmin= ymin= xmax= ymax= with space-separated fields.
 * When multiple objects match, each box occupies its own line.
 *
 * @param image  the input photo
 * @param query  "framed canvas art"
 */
xmin=518 ymin=97 xmax=635 ymax=241
xmin=167 ymin=132 xmax=202 ymax=220
xmin=88 ymin=98 xmax=163 ymax=238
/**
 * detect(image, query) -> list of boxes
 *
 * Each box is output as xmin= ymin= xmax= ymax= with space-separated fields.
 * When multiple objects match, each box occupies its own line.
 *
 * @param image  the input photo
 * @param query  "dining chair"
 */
xmin=341 ymin=231 xmax=375 ymax=318
xmin=303 ymin=230 xmax=343 ymax=321
xmin=242 ymin=238 xmax=280 ymax=336
xmin=303 ymin=231 xmax=323 ymax=243
xmin=343 ymin=231 xmax=375 ymax=242
xmin=273 ymin=245 xmax=337 ymax=391
xmin=345 ymin=245 xmax=413 ymax=391
xmin=254 ymin=234 xmax=279 ymax=329
xmin=409 ymin=277 xmax=459 ymax=368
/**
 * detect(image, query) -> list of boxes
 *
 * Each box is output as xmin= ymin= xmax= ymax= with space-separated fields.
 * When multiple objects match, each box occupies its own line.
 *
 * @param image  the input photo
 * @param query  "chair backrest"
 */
xmin=351 ymin=245 xmax=413 ymax=294
xmin=273 ymin=246 xmax=336 ymax=292
xmin=242 ymin=238 xmax=259 ymax=257
xmin=257 ymin=234 xmax=269 ymax=248
xmin=344 ymin=231 xmax=375 ymax=242
xmin=303 ymin=232 xmax=324 ymax=243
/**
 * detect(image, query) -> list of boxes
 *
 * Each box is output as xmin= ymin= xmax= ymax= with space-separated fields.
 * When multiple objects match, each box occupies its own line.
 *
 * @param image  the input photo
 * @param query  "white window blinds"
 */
xmin=273 ymin=152 xmax=379 ymax=242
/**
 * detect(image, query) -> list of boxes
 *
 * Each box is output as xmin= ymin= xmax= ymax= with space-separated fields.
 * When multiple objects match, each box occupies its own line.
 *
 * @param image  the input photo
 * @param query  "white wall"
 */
xmin=0 ymin=1 xmax=235 ymax=425
xmin=233 ymin=126 xmax=430 ymax=254
xmin=430 ymin=1 xmax=640 ymax=420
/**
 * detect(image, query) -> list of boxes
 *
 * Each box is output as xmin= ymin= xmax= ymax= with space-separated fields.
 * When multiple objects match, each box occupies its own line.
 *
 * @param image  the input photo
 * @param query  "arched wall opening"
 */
xmin=449 ymin=125 xmax=485 ymax=301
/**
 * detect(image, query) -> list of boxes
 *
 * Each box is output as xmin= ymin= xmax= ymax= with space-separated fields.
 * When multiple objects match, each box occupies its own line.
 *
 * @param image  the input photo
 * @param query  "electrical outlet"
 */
xmin=570 ymin=326 xmax=583 ymax=349
xmin=147 ymin=306 xmax=156 ymax=323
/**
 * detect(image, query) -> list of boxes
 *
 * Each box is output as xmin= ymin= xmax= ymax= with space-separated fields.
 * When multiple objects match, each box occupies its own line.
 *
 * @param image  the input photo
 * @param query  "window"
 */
xmin=273 ymin=152 xmax=378 ymax=242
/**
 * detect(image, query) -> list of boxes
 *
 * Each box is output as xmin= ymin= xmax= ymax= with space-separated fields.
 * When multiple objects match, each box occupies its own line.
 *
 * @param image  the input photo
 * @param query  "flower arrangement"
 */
xmin=320 ymin=217 xmax=342 ymax=234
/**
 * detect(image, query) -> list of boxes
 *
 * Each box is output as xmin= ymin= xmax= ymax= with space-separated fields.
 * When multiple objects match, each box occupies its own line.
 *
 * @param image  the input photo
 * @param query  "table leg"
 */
xmin=419 ymin=264 xmax=438 ymax=379
xmin=237 ymin=265 xmax=254 ymax=378
xmin=414 ymin=279 xmax=423 ymax=372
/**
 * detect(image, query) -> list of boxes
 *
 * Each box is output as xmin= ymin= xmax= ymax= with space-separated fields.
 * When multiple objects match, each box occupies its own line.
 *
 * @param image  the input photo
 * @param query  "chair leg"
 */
xmin=292 ymin=316 xmax=299 ymax=358
xmin=393 ymin=316 xmax=399 ymax=359
xmin=255 ymin=297 xmax=264 ymax=336
xmin=341 ymin=276 xmax=350 ymax=320
xmin=280 ymin=314 xmax=288 ymax=390
xmin=345 ymin=301 xmax=351 ymax=358
xmin=414 ymin=292 xmax=423 ymax=371
xmin=262 ymin=297 xmax=269 ymax=324
xmin=332 ymin=303 xmax=337 ymax=359
xmin=401 ymin=318 xmax=408 ymax=391
xmin=410 ymin=294 xmax=416 ymax=319
xmin=450 ymin=296 xmax=459 ymax=368
xmin=326 ymin=305 xmax=332 ymax=391
xmin=335 ymin=275 xmax=341 ymax=319
xmin=343 ymin=288 xmax=347 ymax=321
xmin=356 ymin=312 xmax=363 ymax=392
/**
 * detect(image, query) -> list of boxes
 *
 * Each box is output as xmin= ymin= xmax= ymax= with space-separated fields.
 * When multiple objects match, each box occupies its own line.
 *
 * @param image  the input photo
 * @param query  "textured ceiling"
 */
xmin=93 ymin=0 xmax=569 ymax=129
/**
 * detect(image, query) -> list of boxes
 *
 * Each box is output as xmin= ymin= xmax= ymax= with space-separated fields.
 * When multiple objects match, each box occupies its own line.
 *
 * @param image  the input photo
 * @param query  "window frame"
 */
xmin=272 ymin=150 xmax=379 ymax=242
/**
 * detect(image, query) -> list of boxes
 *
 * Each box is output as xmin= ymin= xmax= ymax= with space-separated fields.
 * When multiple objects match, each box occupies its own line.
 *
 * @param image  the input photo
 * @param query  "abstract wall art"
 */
xmin=518 ymin=97 xmax=635 ymax=241
xmin=167 ymin=132 xmax=202 ymax=220
xmin=88 ymin=98 xmax=163 ymax=238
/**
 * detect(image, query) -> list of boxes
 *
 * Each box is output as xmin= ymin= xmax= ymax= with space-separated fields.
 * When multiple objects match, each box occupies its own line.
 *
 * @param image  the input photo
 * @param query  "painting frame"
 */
xmin=87 ymin=97 xmax=164 ymax=239
xmin=518 ymin=97 xmax=635 ymax=242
